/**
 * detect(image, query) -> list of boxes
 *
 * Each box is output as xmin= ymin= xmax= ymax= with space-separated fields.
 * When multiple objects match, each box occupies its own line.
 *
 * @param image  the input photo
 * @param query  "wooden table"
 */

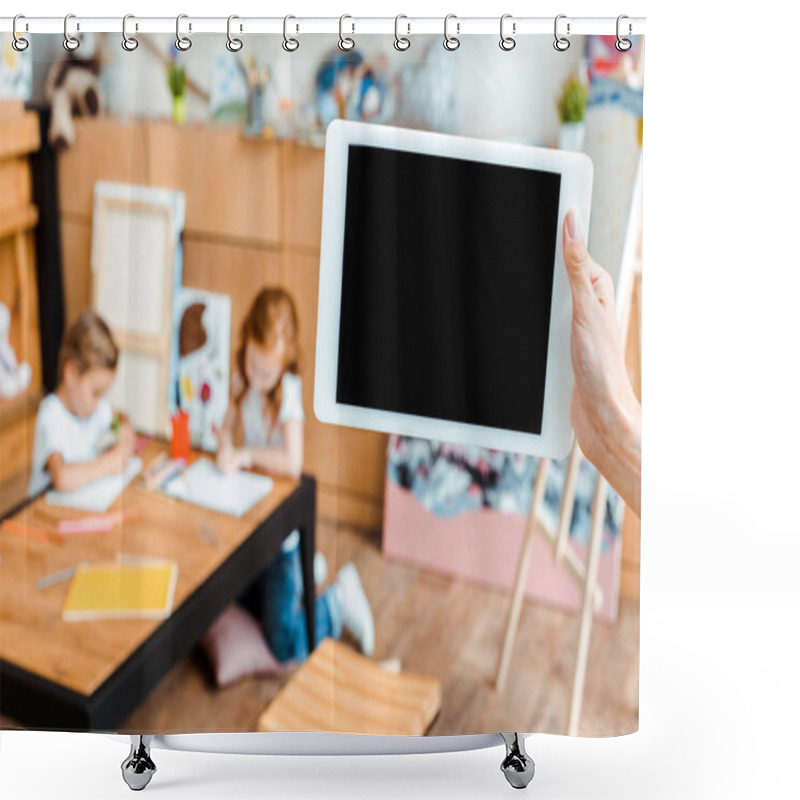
xmin=0 ymin=442 xmax=317 ymax=731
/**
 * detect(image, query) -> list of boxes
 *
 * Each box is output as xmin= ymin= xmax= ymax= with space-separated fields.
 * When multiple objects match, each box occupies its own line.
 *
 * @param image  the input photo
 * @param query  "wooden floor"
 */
xmin=0 ymin=517 xmax=638 ymax=737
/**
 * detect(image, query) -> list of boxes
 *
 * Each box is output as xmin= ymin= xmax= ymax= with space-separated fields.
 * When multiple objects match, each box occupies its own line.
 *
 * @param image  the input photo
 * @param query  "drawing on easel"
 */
xmin=169 ymin=288 xmax=231 ymax=452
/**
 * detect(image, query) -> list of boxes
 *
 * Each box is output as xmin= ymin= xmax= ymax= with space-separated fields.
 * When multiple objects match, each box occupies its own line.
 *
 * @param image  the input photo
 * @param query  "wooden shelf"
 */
xmin=0 ymin=385 xmax=42 ymax=432
xmin=0 ymin=204 xmax=38 ymax=240
xmin=0 ymin=105 xmax=42 ymax=505
xmin=0 ymin=103 xmax=40 ymax=161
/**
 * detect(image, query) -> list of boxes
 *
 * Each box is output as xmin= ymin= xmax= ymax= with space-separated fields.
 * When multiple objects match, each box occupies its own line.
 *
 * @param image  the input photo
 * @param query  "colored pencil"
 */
xmin=56 ymin=506 xmax=141 ymax=534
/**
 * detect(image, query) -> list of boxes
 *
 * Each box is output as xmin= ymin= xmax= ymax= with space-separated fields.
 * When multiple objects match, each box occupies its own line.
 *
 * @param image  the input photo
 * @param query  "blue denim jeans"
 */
xmin=237 ymin=533 xmax=342 ymax=663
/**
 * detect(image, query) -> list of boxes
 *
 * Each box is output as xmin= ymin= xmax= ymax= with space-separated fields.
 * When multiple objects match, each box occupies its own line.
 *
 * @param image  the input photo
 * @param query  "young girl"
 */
xmin=28 ymin=310 xmax=135 ymax=497
xmin=218 ymin=287 xmax=375 ymax=661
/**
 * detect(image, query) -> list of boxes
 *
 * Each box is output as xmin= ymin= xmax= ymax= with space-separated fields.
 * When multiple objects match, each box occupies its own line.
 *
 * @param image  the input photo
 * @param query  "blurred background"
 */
xmin=0 ymin=30 xmax=642 ymax=737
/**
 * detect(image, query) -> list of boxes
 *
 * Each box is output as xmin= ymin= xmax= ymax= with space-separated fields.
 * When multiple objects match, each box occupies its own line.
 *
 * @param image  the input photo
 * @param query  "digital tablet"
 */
xmin=314 ymin=120 xmax=593 ymax=459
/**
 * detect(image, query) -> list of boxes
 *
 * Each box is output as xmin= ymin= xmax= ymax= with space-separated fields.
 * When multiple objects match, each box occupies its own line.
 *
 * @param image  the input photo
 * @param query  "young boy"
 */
xmin=28 ymin=310 xmax=134 ymax=496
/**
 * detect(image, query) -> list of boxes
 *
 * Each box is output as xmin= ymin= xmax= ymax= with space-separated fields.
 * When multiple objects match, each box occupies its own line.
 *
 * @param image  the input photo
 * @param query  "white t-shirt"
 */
xmin=239 ymin=371 xmax=304 ymax=449
xmin=28 ymin=394 xmax=113 ymax=497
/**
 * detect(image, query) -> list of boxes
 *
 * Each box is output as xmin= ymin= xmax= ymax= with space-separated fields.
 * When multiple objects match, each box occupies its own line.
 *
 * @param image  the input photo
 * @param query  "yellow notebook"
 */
xmin=62 ymin=559 xmax=178 ymax=621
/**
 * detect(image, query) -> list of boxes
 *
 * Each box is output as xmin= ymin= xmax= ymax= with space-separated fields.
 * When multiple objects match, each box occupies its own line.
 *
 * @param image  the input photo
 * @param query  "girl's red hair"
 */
xmin=235 ymin=287 xmax=300 ymax=426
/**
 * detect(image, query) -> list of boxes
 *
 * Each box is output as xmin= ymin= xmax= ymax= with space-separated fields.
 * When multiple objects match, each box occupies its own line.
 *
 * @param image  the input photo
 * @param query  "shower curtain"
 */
xmin=0 ymin=22 xmax=643 ymax=741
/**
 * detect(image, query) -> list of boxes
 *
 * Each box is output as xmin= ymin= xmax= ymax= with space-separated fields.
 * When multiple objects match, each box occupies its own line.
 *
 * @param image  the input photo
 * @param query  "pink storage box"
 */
xmin=382 ymin=480 xmax=622 ymax=624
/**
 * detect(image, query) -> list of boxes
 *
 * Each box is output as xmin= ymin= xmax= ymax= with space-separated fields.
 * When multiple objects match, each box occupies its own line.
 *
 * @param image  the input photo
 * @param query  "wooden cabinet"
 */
xmin=281 ymin=142 xmax=325 ymax=250
xmin=57 ymin=117 xmax=387 ymax=530
xmin=148 ymin=123 xmax=282 ymax=245
xmin=58 ymin=117 xmax=148 ymax=219
xmin=0 ymin=101 xmax=42 ymax=514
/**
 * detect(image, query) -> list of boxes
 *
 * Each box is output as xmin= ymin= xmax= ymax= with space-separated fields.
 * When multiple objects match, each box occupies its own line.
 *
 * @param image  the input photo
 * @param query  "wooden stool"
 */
xmin=257 ymin=638 xmax=441 ymax=736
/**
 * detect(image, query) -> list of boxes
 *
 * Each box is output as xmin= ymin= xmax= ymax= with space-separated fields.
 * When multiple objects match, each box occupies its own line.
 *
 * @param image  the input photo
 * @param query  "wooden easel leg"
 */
xmin=495 ymin=460 xmax=549 ymax=693
xmin=567 ymin=476 xmax=608 ymax=736
xmin=121 ymin=735 xmax=156 ymax=791
xmin=555 ymin=443 xmax=582 ymax=566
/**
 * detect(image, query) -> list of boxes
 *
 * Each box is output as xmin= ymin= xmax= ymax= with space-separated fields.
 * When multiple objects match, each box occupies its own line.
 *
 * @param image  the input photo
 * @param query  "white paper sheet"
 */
xmin=45 ymin=457 xmax=143 ymax=513
xmin=161 ymin=458 xmax=273 ymax=518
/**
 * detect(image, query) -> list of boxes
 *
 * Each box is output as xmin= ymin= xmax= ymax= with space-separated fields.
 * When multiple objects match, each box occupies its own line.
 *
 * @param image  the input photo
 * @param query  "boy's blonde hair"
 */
xmin=58 ymin=310 xmax=119 ymax=382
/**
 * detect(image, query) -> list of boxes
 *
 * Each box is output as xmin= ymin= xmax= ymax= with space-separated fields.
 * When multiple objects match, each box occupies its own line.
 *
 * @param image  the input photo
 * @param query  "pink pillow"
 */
xmin=201 ymin=603 xmax=293 ymax=688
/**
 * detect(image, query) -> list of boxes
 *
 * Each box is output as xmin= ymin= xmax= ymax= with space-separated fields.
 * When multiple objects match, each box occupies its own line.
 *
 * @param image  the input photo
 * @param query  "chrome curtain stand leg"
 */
xmin=500 ymin=733 xmax=535 ymax=789
xmin=121 ymin=735 xmax=157 ymax=791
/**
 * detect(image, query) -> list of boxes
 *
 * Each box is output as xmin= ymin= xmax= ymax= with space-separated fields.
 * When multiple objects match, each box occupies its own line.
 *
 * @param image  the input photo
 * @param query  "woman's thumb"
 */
xmin=563 ymin=209 xmax=595 ymax=312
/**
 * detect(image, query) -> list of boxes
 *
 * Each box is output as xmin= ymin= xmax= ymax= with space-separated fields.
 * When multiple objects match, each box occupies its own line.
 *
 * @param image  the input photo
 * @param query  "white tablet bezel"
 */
xmin=314 ymin=120 xmax=593 ymax=460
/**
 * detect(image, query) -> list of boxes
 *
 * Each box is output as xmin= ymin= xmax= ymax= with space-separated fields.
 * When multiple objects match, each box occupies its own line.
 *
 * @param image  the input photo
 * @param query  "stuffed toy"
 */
xmin=44 ymin=37 xmax=105 ymax=150
xmin=0 ymin=301 xmax=32 ymax=399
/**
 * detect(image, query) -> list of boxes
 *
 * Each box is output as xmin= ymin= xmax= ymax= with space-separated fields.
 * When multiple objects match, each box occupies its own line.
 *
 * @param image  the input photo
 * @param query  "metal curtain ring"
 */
xmin=616 ymin=14 xmax=632 ymax=52
xmin=227 ymin=15 xmax=243 ymax=52
xmin=12 ymin=15 xmax=29 ymax=52
xmin=553 ymin=14 xmax=570 ymax=51
xmin=63 ymin=13 xmax=80 ymax=51
xmin=176 ymin=14 xmax=192 ymax=51
xmin=122 ymin=14 xmax=139 ymax=51
xmin=499 ymin=14 xmax=516 ymax=51
xmin=282 ymin=15 xmax=299 ymax=52
xmin=338 ymin=14 xmax=355 ymax=51
xmin=394 ymin=15 xmax=410 ymax=51
xmin=443 ymin=14 xmax=460 ymax=51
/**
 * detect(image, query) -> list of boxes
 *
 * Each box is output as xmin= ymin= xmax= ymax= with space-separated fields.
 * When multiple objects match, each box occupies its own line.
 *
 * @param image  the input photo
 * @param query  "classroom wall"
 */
xmin=88 ymin=32 xmax=582 ymax=146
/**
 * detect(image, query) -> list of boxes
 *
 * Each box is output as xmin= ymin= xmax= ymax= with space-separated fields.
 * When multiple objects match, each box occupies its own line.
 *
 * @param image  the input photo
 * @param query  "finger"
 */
xmin=590 ymin=267 xmax=616 ymax=308
xmin=562 ymin=209 xmax=597 ymax=316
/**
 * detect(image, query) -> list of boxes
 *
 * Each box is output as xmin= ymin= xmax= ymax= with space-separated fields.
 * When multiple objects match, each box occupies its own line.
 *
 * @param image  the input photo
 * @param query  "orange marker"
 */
xmin=1 ymin=519 xmax=64 ymax=547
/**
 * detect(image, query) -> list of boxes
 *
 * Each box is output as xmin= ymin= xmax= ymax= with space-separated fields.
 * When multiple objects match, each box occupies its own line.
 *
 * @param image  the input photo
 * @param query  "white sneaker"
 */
xmin=281 ymin=529 xmax=300 ymax=553
xmin=378 ymin=657 xmax=402 ymax=674
xmin=282 ymin=532 xmax=326 ymax=587
xmin=313 ymin=552 xmax=328 ymax=587
xmin=336 ymin=563 xmax=375 ymax=656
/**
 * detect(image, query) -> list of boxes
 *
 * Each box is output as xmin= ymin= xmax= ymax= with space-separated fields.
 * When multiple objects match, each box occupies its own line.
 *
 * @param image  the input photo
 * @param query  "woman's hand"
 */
xmin=563 ymin=208 xmax=641 ymax=516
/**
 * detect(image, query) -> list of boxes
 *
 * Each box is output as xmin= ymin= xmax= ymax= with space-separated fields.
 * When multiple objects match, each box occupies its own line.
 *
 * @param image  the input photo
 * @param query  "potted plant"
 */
xmin=557 ymin=74 xmax=588 ymax=151
xmin=166 ymin=55 xmax=187 ymax=125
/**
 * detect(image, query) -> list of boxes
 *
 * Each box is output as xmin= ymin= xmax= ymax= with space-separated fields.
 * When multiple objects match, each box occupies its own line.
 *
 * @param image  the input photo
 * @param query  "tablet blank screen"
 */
xmin=336 ymin=144 xmax=561 ymax=437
